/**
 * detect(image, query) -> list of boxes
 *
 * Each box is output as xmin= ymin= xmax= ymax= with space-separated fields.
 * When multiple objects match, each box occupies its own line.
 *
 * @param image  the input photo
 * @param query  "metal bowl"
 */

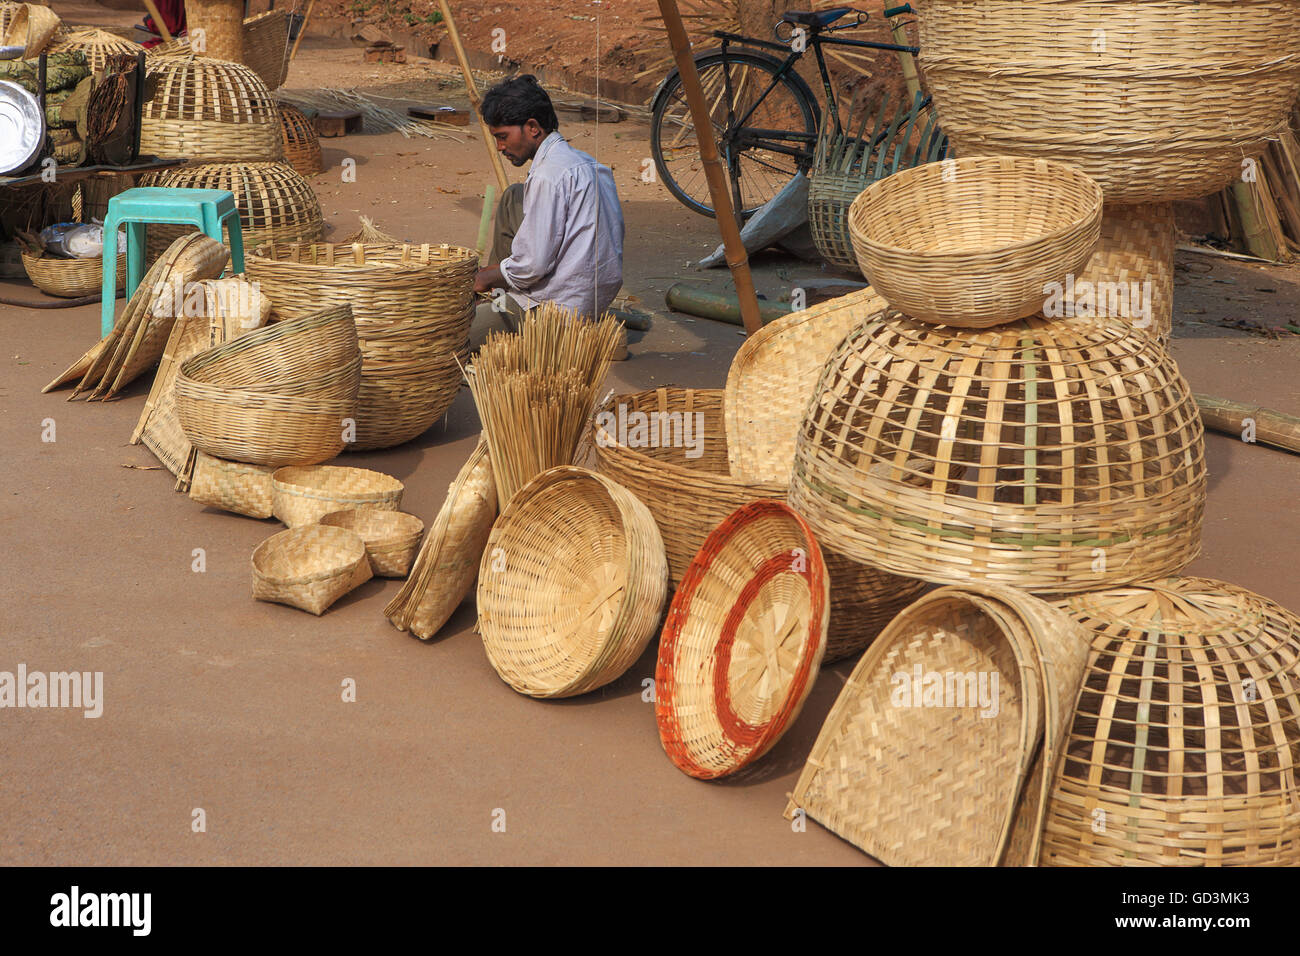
xmin=0 ymin=80 xmax=45 ymax=175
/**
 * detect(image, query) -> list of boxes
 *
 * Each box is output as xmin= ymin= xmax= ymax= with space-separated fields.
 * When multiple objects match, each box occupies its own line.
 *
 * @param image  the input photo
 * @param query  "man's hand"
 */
xmin=474 ymin=266 xmax=505 ymax=294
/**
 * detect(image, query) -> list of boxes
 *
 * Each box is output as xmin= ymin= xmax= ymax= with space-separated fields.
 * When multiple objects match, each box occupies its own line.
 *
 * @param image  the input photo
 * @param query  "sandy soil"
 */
xmin=1 ymin=5 xmax=1298 ymax=866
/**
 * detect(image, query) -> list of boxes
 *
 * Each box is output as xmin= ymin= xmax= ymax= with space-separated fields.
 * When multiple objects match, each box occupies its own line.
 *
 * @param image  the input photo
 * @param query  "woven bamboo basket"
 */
xmin=47 ymin=28 xmax=139 ymax=73
xmin=251 ymin=523 xmax=372 ymax=615
xmin=186 ymin=0 xmax=244 ymax=62
xmin=594 ymin=387 xmax=926 ymax=663
xmin=140 ymin=56 xmax=283 ymax=162
xmin=22 ymin=250 xmax=125 ymax=297
xmin=477 ymin=466 xmax=669 ymax=699
xmin=278 ymin=102 xmax=323 ymax=177
xmin=657 ymin=501 xmax=829 ymax=779
xmin=190 ymin=452 xmax=275 ymax=517
xmin=785 ymin=584 xmax=1092 ymax=866
xmin=271 ymin=465 xmax=404 ymax=528
xmin=320 ymin=509 xmax=424 ymax=578
xmin=725 ymin=286 xmax=888 ymax=484
xmin=245 ymin=242 xmax=477 ymax=449
xmin=848 ymin=156 xmax=1103 ymax=327
xmin=789 ymin=314 xmax=1207 ymax=593
xmin=1070 ymin=202 xmax=1175 ymax=348
xmin=140 ymin=162 xmax=322 ymax=263
xmin=180 ymin=303 xmax=358 ymax=388
xmin=2 ymin=3 xmax=59 ymax=56
xmin=914 ymin=0 xmax=1300 ymax=203
xmin=242 ymin=10 xmax=290 ymax=90
xmin=1041 ymin=578 xmax=1300 ymax=867
xmin=385 ymin=440 xmax=498 ymax=640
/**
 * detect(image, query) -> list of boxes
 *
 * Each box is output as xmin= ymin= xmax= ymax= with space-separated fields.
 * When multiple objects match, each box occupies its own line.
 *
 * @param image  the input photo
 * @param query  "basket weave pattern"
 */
xmin=189 ymin=452 xmax=275 ymax=517
xmin=320 ymin=509 xmax=424 ymax=578
xmin=789 ymin=314 xmax=1206 ymax=593
xmin=251 ymin=523 xmax=372 ymax=615
xmin=271 ymin=465 xmax=404 ymax=528
xmin=1074 ymin=202 xmax=1175 ymax=347
xmin=22 ymin=251 xmax=125 ymax=297
xmin=278 ymin=102 xmax=323 ymax=177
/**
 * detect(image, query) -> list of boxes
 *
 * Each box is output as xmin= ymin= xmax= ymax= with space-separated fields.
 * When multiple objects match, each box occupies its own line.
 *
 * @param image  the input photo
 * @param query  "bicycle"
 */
xmin=649 ymin=4 xmax=923 ymax=220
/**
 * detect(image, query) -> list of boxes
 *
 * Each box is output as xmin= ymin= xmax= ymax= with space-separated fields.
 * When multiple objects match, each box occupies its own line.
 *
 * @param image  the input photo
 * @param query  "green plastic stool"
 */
xmin=101 ymin=187 xmax=245 ymax=336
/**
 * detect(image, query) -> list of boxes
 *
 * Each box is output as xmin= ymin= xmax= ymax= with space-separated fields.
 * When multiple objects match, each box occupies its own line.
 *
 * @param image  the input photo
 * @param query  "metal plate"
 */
xmin=0 ymin=80 xmax=44 ymax=175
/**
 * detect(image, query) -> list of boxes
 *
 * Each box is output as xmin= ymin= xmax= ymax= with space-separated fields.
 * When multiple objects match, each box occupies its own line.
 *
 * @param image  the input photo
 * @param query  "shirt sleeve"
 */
xmin=500 ymin=170 xmax=570 ymax=292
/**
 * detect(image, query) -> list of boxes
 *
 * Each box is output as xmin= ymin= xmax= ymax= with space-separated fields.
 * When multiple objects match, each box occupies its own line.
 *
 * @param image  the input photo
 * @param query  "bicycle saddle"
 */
xmin=781 ymin=7 xmax=854 ymax=28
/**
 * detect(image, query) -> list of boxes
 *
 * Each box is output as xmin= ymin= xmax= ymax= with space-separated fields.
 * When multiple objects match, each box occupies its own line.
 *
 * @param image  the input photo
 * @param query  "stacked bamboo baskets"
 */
xmin=245 ymin=242 xmax=477 ymax=450
xmin=140 ymin=162 xmax=323 ymax=263
xmin=140 ymin=56 xmax=283 ymax=163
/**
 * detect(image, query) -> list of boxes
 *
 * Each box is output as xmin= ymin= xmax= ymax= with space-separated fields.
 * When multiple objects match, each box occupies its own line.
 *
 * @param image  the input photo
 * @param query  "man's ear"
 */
xmin=524 ymin=118 xmax=545 ymax=140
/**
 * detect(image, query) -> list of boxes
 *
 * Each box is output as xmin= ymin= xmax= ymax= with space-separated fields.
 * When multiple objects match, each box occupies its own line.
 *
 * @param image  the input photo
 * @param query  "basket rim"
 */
xmin=251 ymin=524 xmax=367 ymax=586
xmin=271 ymin=464 xmax=404 ymax=498
xmin=248 ymin=241 xmax=478 ymax=273
xmin=851 ymin=154 xmax=1103 ymax=260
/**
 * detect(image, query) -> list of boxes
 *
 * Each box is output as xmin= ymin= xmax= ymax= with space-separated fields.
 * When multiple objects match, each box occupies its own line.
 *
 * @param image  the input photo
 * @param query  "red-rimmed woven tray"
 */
xmin=656 ymin=500 xmax=830 ymax=780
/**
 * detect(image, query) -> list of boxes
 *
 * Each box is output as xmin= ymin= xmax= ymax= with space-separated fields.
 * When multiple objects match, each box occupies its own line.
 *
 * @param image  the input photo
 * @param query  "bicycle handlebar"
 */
xmin=884 ymin=3 xmax=914 ymax=17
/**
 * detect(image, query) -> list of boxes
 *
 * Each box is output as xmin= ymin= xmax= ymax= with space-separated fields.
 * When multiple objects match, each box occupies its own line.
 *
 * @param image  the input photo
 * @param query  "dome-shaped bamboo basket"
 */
xmin=785 ymin=584 xmax=1093 ymax=866
xmin=278 ymin=102 xmax=323 ymax=177
xmin=789 ymin=314 xmax=1206 ymax=593
xmin=657 ymin=501 xmax=830 ymax=780
xmin=141 ymin=56 xmax=283 ymax=162
xmin=725 ymin=286 xmax=889 ymax=485
xmin=47 ymin=28 xmax=140 ymax=72
xmin=246 ymin=242 xmax=477 ymax=450
xmin=594 ymin=387 xmax=926 ymax=663
xmin=847 ymin=155 xmax=1103 ymax=328
xmin=140 ymin=161 xmax=322 ymax=262
xmin=251 ymin=523 xmax=372 ymax=615
xmin=477 ymin=466 xmax=668 ymax=699
xmin=271 ymin=465 xmax=404 ymax=528
xmin=1044 ymin=578 xmax=1300 ymax=866
xmin=914 ymin=0 xmax=1300 ymax=203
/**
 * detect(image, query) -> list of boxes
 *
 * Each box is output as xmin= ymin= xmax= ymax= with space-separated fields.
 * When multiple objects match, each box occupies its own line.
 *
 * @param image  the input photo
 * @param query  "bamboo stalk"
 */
xmin=289 ymin=0 xmax=315 ymax=61
xmin=1229 ymin=179 xmax=1283 ymax=261
xmin=1195 ymin=393 xmax=1300 ymax=456
xmin=437 ymin=0 xmax=509 ymax=194
xmin=141 ymin=0 xmax=173 ymax=43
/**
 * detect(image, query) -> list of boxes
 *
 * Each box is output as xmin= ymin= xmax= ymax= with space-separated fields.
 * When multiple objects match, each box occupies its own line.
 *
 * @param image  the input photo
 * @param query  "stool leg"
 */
xmin=225 ymin=213 xmax=245 ymax=276
xmin=100 ymin=217 xmax=120 ymax=337
xmin=125 ymin=221 xmax=147 ymax=304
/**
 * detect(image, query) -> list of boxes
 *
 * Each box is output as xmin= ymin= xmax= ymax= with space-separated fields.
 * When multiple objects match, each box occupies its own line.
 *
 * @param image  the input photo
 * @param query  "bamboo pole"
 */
xmin=142 ymin=0 xmax=173 ymax=42
xmin=437 ymin=0 xmax=509 ymax=194
xmin=289 ymin=0 xmax=316 ymax=61
xmin=1195 ymin=393 xmax=1300 ymax=456
xmin=887 ymin=14 xmax=921 ymax=101
xmin=655 ymin=0 xmax=762 ymax=335
xmin=476 ymin=183 xmax=496 ymax=266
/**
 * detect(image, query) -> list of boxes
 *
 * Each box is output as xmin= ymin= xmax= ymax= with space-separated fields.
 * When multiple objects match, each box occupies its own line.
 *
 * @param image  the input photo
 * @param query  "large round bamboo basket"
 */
xmin=847 ymin=156 xmax=1103 ymax=328
xmin=477 ymin=466 xmax=669 ymax=699
xmin=657 ymin=501 xmax=829 ymax=779
xmin=246 ymin=242 xmax=477 ymax=450
xmin=789 ymin=313 xmax=1207 ymax=593
xmin=140 ymin=162 xmax=322 ymax=263
xmin=914 ymin=0 xmax=1300 ymax=203
xmin=785 ymin=584 xmax=1093 ymax=866
xmin=1042 ymin=578 xmax=1300 ymax=867
xmin=594 ymin=387 xmax=926 ymax=663
xmin=140 ymin=56 xmax=283 ymax=162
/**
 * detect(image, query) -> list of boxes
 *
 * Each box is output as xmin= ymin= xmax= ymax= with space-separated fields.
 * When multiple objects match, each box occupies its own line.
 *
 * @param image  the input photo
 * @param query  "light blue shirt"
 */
xmin=500 ymin=131 xmax=624 ymax=318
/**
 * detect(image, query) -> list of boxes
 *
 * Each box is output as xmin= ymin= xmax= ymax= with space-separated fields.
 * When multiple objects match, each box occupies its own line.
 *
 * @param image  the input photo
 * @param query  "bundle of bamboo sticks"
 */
xmin=1206 ymin=102 xmax=1300 ymax=262
xmin=465 ymin=302 xmax=623 ymax=507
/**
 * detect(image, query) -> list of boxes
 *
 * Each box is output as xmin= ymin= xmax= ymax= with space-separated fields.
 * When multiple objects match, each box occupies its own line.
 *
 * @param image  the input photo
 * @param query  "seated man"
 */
xmin=474 ymin=75 xmax=625 ymax=326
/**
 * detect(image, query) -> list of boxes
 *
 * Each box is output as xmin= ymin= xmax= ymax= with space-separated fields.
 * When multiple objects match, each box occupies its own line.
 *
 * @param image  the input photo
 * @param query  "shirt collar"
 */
xmin=531 ymin=131 xmax=564 ymax=170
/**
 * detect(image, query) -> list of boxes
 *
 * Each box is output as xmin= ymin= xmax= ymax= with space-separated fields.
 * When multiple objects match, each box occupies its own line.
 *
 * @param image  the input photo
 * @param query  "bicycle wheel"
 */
xmin=650 ymin=49 xmax=820 ymax=220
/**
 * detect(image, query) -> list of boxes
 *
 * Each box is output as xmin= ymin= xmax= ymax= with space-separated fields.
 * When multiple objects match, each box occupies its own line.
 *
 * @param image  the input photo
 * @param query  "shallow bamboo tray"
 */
xmin=848 ymin=156 xmax=1103 ymax=327
xmin=595 ymin=387 xmax=925 ymax=662
xmin=251 ymin=523 xmax=372 ymax=615
xmin=657 ymin=501 xmax=829 ymax=779
xmin=915 ymin=0 xmax=1300 ymax=203
xmin=477 ymin=466 xmax=668 ymax=699
xmin=786 ymin=583 xmax=1092 ymax=866
xmin=271 ymin=465 xmax=403 ymax=528
xmin=320 ymin=509 xmax=424 ymax=578
xmin=1042 ymin=578 xmax=1300 ymax=867
xmin=789 ymin=313 xmax=1206 ymax=593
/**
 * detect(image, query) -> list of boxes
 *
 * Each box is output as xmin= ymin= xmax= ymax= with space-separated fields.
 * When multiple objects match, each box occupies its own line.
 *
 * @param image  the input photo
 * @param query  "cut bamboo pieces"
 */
xmin=1195 ymin=393 xmax=1300 ymax=455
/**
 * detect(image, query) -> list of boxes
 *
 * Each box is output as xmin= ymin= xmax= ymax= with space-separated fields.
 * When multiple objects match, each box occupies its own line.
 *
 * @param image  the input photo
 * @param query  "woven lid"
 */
xmin=656 ymin=501 xmax=829 ymax=779
xmin=1042 ymin=577 xmax=1300 ymax=867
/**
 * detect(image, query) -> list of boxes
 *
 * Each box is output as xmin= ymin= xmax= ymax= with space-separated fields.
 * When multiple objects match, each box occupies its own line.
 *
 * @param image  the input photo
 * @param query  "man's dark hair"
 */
xmin=480 ymin=74 xmax=559 ymax=133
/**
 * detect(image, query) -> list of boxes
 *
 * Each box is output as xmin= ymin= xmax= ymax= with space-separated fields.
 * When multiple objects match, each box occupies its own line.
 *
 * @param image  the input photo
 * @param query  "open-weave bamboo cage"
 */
xmin=278 ymin=102 xmax=323 ymax=177
xmin=140 ymin=56 xmax=283 ymax=162
xmin=848 ymin=155 xmax=1103 ymax=327
xmin=140 ymin=162 xmax=322 ymax=262
xmin=914 ymin=0 xmax=1300 ymax=203
xmin=788 ymin=314 xmax=1206 ymax=593
xmin=725 ymin=286 xmax=888 ymax=485
xmin=245 ymin=242 xmax=477 ymax=450
xmin=785 ymin=584 xmax=1092 ymax=866
xmin=477 ymin=466 xmax=669 ymax=699
xmin=1042 ymin=578 xmax=1300 ymax=867
xmin=594 ymin=387 xmax=926 ymax=663
xmin=1069 ymin=202 xmax=1175 ymax=347
xmin=657 ymin=501 xmax=829 ymax=780
xmin=47 ymin=28 xmax=139 ymax=73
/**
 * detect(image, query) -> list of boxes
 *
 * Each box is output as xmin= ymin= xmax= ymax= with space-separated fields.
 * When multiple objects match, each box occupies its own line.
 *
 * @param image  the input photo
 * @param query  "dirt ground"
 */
xmin=1 ymin=8 xmax=1298 ymax=866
